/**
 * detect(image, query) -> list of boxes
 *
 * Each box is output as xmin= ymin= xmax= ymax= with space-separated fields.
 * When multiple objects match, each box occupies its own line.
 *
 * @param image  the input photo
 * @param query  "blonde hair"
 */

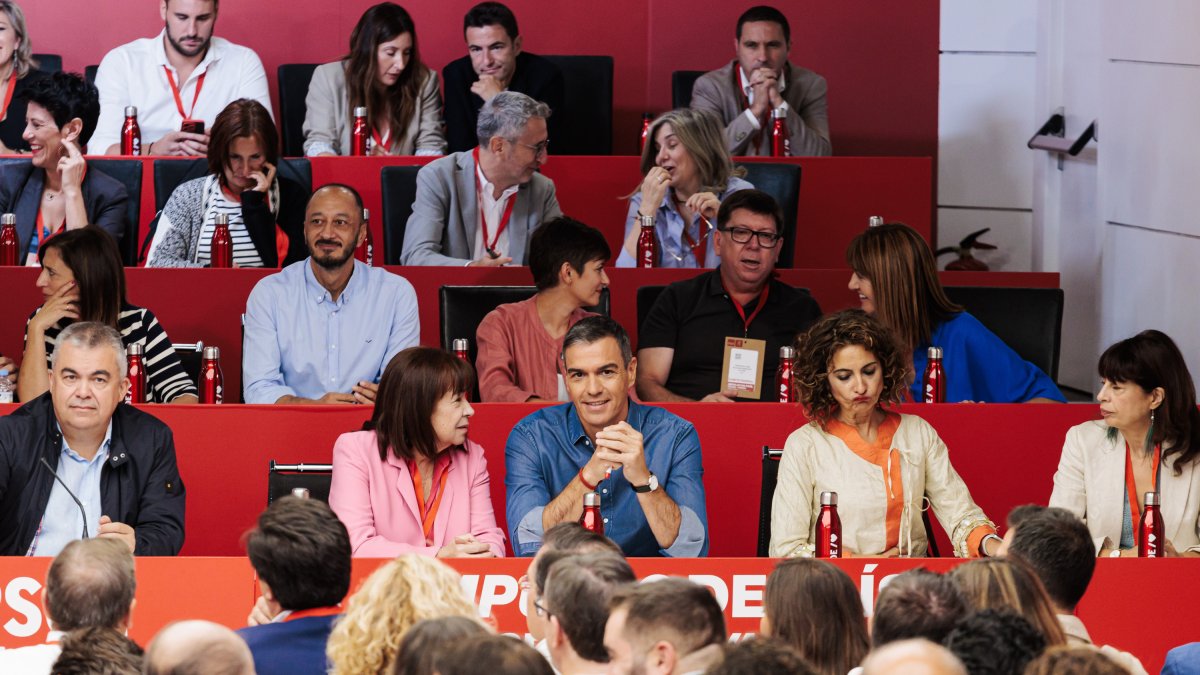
xmin=636 ymin=108 xmax=745 ymax=194
xmin=326 ymin=555 xmax=482 ymax=674
xmin=949 ymin=559 xmax=1066 ymax=647
xmin=0 ymin=2 xmax=35 ymax=78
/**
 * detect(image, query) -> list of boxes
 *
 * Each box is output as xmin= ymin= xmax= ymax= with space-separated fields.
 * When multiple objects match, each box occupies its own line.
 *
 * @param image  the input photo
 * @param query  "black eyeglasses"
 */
xmin=721 ymin=226 xmax=782 ymax=248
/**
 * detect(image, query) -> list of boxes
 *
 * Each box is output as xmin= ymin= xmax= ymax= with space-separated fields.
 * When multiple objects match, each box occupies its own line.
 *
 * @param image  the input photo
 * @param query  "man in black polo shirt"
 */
xmin=636 ymin=190 xmax=821 ymax=402
xmin=442 ymin=2 xmax=565 ymax=153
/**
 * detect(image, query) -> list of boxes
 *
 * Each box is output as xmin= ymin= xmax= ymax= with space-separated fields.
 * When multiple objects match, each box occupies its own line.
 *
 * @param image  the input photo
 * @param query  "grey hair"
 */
xmin=0 ymin=2 xmax=36 ymax=78
xmin=562 ymin=316 xmax=633 ymax=367
xmin=476 ymin=90 xmax=551 ymax=147
xmin=52 ymin=321 xmax=128 ymax=378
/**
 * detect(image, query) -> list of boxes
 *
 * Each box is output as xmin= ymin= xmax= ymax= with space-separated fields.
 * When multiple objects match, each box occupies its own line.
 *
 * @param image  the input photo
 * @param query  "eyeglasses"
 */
xmin=515 ymin=139 xmax=550 ymax=157
xmin=720 ymin=226 xmax=782 ymax=248
xmin=666 ymin=215 xmax=715 ymax=263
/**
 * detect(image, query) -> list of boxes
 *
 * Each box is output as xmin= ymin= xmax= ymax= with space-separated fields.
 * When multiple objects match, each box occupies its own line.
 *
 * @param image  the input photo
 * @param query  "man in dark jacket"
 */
xmin=0 ymin=321 xmax=185 ymax=556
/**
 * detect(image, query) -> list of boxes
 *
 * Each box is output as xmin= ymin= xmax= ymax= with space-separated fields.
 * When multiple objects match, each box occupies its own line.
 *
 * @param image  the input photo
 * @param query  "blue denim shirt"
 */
xmin=505 ymin=400 xmax=708 ymax=557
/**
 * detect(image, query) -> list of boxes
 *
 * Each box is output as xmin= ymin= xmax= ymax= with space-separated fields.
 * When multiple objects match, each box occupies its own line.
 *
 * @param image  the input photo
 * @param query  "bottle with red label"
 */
xmin=580 ymin=492 xmax=604 ymax=535
xmin=210 ymin=213 xmax=233 ymax=268
xmin=1139 ymin=491 xmax=1165 ymax=557
xmin=452 ymin=338 xmax=470 ymax=362
xmin=640 ymin=113 xmax=652 ymax=153
xmin=125 ymin=344 xmax=146 ymax=404
xmin=354 ymin=207 xmax=374 ymax=266
xmin=771 ymin=107 xmax=790 ymax=156
xmin=636 ymin=215 xmax=657 ymax=268
xmin=121 ymin=106 xmax=141 ymax=156
xmin=777 ymin=345 xmax=795 ymax=403
xmin=351 ymin=106 xmax=369 ymax=156
xmin=200 ymin=346 xmax=224 ymax=404
xmin=923 ymin=346 xmax=945 ymax=403
xmin=0 ymin=213 xmax=17 ymax=266
xmin=815 ymin=491 xmax=842 ymax=558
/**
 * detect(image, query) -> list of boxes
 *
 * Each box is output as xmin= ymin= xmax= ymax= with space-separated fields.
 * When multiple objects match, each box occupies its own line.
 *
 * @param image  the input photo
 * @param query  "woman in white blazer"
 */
xmin=1051 ymin=330 xmax=1200 ymax=557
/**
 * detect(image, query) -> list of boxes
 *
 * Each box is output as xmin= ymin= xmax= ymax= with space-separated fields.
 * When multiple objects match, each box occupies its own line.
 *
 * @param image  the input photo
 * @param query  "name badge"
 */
xmin=721 ymin=337 xmax=766 ymax=400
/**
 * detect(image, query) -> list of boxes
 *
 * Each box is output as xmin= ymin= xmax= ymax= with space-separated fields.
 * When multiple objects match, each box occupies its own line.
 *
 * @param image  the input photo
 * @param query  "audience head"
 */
xmin=528 ymin=216 xmax=611 ymax=296
xmin=604 ymin=577 xmax=726 ymax=675
xmin=1097 ymin=329 xmax=1200 ymax=473
xmin=1022 ymin=646 xmax=1128 ymax=675
xmin=304 ymin=184 xmax=366 ymax=269
xmin=845 ymin=222 xmax=963 ymax=350
xmin=860 ymin=639 xmax=966 ymax=675
xmin=1003 ymin=504 xmax=1095 ymax=613
xmin=793 ymin=309 xmax=909 ymax=428
xmin=541 ymin=552 xmax=636 ymax=666
xmin=943 ymin=609 xmax=1046 ymax=675
xmin=525 ymin=522 xmax=623 ymax=641
xmin=476 ymin=90 xmax=550 ymax=183
xmin=391 ymin=616 xmax=490 ymax=675
xmin=207 ymin=98 xmax=279 ymax=193
xmin=326 ymin=554 xmax=479 ymax=674
xmin=51 ymin=626 xmax=143 ymax=675
xmin=433 ymin=634 xmax=554 ymax=675
xmin=144 ymin=620 xmax=254 ymax=675
xmin=950 ymin=558 xmax=1066 ymax=647
xmin=870 ymin=568 xmax=968 ymax=648
xmin=244 ymin=495 xmax=351 ymax=614
xmin=713 ymin=189 xmax=785 ymax=291
xmin=735 ymin=6 xmax=791 ymax=74
xmin=159 ymin=0 xmax=218 ymax=61
xmin=462 ymin=2 xmax=521 ymax=82
xmin=639 ymin=108 xmax=741 ymax=195
xmin=345 ymin=2 xmax=423 ymax=150
xmin=23 ymin=70 xmax=100 ymax=161
xmin=707 ymin=638 xmax=816 ymax=675
xmin=370 ymin=346 xmax=475 ymax=463
xmin=49 ymin=322 xmax=129 ymax=436
xmin=0 ymin=1 xmax=35 ymax=78
xmin=561 ymin=316 xmax=635 ymax=436
xmin=44 ymin=538 xmax=136 ymax=632
xmin=761 ymin=559 xmax=868 ymax=675
xmin=38 ymin=227 xmax=127 ymax=328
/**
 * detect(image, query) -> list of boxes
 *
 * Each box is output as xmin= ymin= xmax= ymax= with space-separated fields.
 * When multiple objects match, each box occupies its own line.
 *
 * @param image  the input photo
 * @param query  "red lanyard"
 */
xmin=723 ymin=279 xmax=771 ymax=336
xmin=0 ymin=72 xmax=15 ymax=123
xmin=1125 ymin=441 xmax=1161 ymax=528
xmin=283 ymin=605 xmax=341 ymax=622
xmin=410 ymin=457 xmax=451 ymax=544
xmin=371 ymin=127 xmax=391 ymax=154
xmin=472 ymin=146 xmax=517 ymax=258
xmin=672 ymin=195 xmax=709 ymax=265
xmin=164 ymin=67 xmax=206 ymax=120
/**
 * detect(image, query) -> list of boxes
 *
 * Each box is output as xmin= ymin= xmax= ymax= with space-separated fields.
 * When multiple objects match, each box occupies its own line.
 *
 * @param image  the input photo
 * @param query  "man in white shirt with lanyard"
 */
xmin=401 ymin=90 xmax=562 ymax=266
xmin=92 ymin=0 xmax=272 ymax=156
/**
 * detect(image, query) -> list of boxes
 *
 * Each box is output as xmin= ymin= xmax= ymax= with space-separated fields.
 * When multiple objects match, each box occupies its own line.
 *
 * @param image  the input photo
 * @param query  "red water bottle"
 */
xmin=1139 ymin=491 xmax=1165 ymax=557
xmin=121 ymin=106 xmax=141 ymax=156
xmin=580 ymin=492 xmax=604 ymax=535
xmin=210 ymin=213 xmax=233 ymax=268
xmin=354 ymin=207 xmax=373 ymax=265
xmin=777 ymin=346 xmax=795 ymax=403
xmin=770 ymin=107 xmax=789 ymax=156
xmin=636 ymin=215 xmax=657 ymax=268
xmin=639 ymin=113 xmax=652 ymax=153
xmin=923 ymin=346 xmax=945 ymax=403
xmin=125 ymin=344 xmax=146 ymax=404
xmin=815 ymin=491 xmax=842 ymax=558
xmin=199 ymin=346 xmax=224 ymax=404
xmin=0 ymin=213 xmax=17 ymax=266
xmin=351 ymin=106 xmax=369 ymax=156
xmin=452 ymin=338 xmax=470 ymax=362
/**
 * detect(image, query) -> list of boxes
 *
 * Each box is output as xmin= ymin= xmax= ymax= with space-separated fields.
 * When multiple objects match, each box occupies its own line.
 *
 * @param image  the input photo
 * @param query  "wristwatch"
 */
xmin=632 ymin=474 xmax=659 ymax=493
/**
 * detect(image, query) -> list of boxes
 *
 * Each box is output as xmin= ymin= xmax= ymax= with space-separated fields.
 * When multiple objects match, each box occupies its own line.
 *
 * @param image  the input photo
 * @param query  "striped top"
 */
xmin=32 ymin=304 xmax=198 ymax=403
xmin=194 ymin=178 xmax=264 ymax=268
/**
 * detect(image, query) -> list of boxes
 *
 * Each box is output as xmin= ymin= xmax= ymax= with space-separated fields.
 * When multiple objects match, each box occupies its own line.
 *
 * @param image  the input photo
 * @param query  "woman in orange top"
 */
xmin=770 ymin=309 xmax=1000 ymax=557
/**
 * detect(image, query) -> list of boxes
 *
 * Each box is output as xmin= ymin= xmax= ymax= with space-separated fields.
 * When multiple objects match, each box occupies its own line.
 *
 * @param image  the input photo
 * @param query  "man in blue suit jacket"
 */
xmin=237 ymin=496 xmax=351 ymax=675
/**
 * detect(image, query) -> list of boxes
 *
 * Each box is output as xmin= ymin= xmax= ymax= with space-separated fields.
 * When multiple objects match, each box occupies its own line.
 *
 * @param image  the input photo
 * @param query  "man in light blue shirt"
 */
xmin=243 ymin=184 xmax=420 ymax=404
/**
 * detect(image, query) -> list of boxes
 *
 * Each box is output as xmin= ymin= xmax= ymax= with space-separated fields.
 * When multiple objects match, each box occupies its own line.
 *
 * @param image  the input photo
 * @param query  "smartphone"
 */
xmin=180 ymin=119 xmax=205 ymax=135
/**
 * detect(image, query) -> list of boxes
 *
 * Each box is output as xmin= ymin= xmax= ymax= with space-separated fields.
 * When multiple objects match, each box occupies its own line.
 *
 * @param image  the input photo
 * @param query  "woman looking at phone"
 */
xmin=147 ymin=98 xmax=308 ymax=267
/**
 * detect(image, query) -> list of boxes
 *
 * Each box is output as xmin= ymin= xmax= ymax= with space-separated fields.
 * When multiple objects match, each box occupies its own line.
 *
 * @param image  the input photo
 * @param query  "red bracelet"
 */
xmin=578 ymin=467 xmax=598 ymax=491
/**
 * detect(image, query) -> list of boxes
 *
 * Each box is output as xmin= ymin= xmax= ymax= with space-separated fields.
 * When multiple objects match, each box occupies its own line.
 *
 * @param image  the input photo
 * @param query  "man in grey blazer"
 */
xmin=690 ymin=5 xmax=831 ymax=157
xmin=401 ymin=91 xmax=562 ymax=266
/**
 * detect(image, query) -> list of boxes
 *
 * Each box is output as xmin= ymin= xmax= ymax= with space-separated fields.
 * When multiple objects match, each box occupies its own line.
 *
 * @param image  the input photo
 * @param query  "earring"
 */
xmin=1151 ymin=409 xmax=1156 ymax=424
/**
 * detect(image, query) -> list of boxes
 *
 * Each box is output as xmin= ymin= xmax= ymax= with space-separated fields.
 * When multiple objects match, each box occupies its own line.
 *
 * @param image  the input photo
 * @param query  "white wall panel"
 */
xmin=941 ymin=0 xmax=1038 ymax=53
xmin=1104 ymin=1 xmax=1200 ymax=66
xmin=937 ymin=208 xmax=1032 ymax=272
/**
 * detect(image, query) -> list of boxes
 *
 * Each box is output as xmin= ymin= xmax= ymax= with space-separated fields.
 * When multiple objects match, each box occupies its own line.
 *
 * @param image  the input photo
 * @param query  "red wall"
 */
xmin=24 ymin=1 xmax=938 ymax=156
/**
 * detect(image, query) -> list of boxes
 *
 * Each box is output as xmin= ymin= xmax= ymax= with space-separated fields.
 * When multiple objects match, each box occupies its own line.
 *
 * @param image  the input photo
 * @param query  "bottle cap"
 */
xmin=126 ymin=343 xmax=143 ymax=356
xmin=291 ymin=487 xmax=311 ymax=499
xmin=927 ymin=346 xmax=943 ymax=359
xmin=1 ymin=213 xmax=14 ymax=226
xmin=820 ymin=491 xmax=837 ymax=506
xmin=215 ymin=213 xmax=229 ymax=226
xmin=868 ymin=216 xmax=884 ymax=227
xmin=362 ymin=207 xmax=370 ymax=221
xmin=1144 ymin=491 xmax=1160 ymax=506
xmin=203 ymin=346 xmax=221 ymax=360
xmin=125 ymin=106 xmax=138 ymax=117
xmin=353 ymin=106 xmax=368 ymax=117
xmin=583 ymin=492 xmax=601 ymax=507
xmin=779 ymin=346 xmax=794 ymax=359
xmin=452 ymin=338 xmax=469 ymax=352
xmin=772 ymin=107 xmax=786 ymax=119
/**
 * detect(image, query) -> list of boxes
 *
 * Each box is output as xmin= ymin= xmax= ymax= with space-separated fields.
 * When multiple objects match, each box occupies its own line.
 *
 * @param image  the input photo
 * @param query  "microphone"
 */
xmin=38 ymin=457 xmax=90 ymax=540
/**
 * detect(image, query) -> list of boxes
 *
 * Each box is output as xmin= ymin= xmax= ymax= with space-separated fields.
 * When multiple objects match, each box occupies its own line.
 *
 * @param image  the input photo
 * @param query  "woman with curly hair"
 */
xmin=769 ymin=309 xmax=1000 ymax=558
xmin=325 ymin=555 xmax=483 ymax=674
xmin=949 ymin=558 xmax=1067 ymax=646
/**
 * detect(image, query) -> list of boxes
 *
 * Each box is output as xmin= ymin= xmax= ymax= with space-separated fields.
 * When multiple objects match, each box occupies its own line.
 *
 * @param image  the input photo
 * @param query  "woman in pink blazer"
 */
xmin=329 ymin=347 xmax=505 ymax=557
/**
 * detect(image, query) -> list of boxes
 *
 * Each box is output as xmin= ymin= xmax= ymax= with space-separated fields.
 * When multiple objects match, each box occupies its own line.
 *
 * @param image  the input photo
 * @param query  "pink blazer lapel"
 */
xmin=385 ymin=453 xmax=422 ymax=525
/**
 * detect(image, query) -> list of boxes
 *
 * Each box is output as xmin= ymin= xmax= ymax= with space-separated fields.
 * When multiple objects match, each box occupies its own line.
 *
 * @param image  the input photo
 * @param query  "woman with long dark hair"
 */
xmin=303 ymin=2 xmax=445 ymax=156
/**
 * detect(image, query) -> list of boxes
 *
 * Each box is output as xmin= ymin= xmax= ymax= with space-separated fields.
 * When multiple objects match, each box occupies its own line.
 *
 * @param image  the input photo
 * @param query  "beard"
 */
xmin=166 ymin=26 xmax=210 ymax=58
xmin=310 ymin=242 xmax=356 ymax=270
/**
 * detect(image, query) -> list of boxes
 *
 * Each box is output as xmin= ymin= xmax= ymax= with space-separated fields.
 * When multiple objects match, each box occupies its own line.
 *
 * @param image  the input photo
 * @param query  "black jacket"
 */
xmin=442 ymin=51 xmax=565 ymax=153
xmin=0 ymin=393 xmax=186 ymax=555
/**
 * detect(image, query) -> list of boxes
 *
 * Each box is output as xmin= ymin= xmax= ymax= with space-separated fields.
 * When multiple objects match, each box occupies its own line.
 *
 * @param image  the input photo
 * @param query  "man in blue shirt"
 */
xmin=242 ymin=184 xmax=420 ymax=404
xmin=505 ymin=316 xmax=708 ymax=557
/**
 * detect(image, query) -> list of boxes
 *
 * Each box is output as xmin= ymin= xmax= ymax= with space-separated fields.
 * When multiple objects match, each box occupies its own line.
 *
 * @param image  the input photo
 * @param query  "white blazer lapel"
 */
xmin=1162 ymin=456 xmax=1197 ymax=542
xmin=1093 ymin=432 xmax=1127 ymax=543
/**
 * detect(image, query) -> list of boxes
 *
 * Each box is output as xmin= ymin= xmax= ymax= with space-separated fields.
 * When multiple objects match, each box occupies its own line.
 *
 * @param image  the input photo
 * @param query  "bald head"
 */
xmin=861 ymin=639 xmax=966 ymax=675
xmin=144 ymin=621 xmax=255 ymax=675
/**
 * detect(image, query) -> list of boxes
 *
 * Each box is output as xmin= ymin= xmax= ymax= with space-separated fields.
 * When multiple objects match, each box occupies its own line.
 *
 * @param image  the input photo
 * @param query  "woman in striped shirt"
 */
xmin=146 ymin=99 xmax=309 ymax=268
xmin=16 ymin=227 xmax=198 ymax=403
